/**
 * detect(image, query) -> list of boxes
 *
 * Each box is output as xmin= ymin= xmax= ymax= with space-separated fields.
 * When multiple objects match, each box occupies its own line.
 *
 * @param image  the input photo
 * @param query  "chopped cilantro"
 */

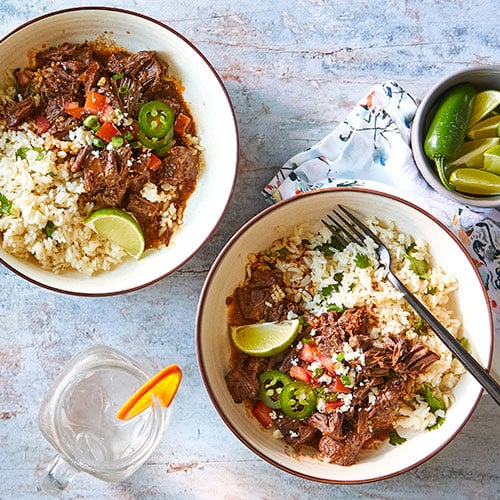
xmin=336 ymin=352 xmax=345 ymax=362
xmin=426 ymin=286 xmax=437 ymax=295
xmin=340 ymin=374 xmax=351 ymax=386
xmin=428 ymin=415 xmax=445 ymax=430
xmin=312 ymin=367 xmax=324 ymax=378
xmin=321 ymin=284 xmax=335 ymax=297
xmin=316 ymin=237 xmax=343 ymax=256
xmin=0 ymin=192 xmax=12 ymax=216
xmin=389 ymin=429 xmax=407 ymax=446
xmin=423 ymin=384 xmax=444 ymax=412
xmin=298 ymin=315 xmax=307 ymax=326
xmin=15 ymin=146 xmax=45 ymax=161
xmin=415 ymin=317 xmax=428 ymax=335
xmin=15 ymin=147 xmax=30 ymax=159
xmin=355 ymin=252 xmax=371 ymax=269
xmin=327 ymin=303 xmax=344 ymax=312
xmin=459 ymin=337 xmax=470 ymax=352
xmin=44 ymin=221 xmax=56 ymax=238
xmin=404 ymin=243 xmax=430 ymax=278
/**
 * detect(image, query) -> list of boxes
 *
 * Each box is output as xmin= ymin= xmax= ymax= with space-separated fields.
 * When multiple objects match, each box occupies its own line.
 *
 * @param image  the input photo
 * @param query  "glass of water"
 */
xmin=38 ymin=345 xmax=169 ymax=495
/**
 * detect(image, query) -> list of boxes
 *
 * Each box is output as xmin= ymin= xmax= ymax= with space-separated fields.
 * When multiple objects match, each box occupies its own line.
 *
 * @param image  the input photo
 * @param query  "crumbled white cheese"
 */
xmin=68 ymin=126 xmax=93 ymax=146
xmin=317 ymin=374 xmax=332 ymax=385
xmin=272 ymin=429 xmax=284 ymax=439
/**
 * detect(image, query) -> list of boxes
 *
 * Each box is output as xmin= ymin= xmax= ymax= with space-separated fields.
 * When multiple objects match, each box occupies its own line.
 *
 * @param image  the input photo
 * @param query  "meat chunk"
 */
xmin=225 ymin=351 xmax=274 ymax=404
xmin=4 ymin=96 xmax=36 ymax=126
xmin=278 ymin=417 xmax=319 ymax=447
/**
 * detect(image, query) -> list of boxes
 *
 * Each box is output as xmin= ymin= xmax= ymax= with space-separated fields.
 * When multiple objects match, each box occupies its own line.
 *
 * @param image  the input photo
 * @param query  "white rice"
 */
xmin=248 ymin=217 xmax=465 ymax=432
xmin=0 ymin=118 xmax=131 ymax=275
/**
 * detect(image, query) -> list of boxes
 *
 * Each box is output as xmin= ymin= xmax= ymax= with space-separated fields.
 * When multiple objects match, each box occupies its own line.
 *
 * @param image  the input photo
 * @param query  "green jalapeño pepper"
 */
xmin=137 ymin=126 xmax=173 ymax=157
xmin=424 ymin=83 xmax=477 ymax=191
xmin=258 ymin=370 xmax=292 ymax=409
xmin=138 ymin=100 xmax=175 ymax=138
xmin=279 ymin=381 xmax=316 ymax=420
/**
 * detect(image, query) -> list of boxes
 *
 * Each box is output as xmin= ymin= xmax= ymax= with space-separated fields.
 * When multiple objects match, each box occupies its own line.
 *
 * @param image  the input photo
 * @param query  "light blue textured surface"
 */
xmin=0 ymin=1 xmax=498 ymax=498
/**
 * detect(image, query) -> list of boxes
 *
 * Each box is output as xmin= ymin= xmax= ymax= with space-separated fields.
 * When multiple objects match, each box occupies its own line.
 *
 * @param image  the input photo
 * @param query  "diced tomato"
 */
xmin=63 ymin=101 xmax=86 ymax=119
xmin=35 ymin=114 xmax=50 ymax=134
xmin=148 ymin=153 xmax=163 ymax=171
xmin=324 ymin=400 xmax=343 ymax=413
xmin=318 ymin=353 xmax=336 ymax=374
xmin=98 ymin=104 xmax=116 ymax=123
xmin=174 ymin=112 xmax=191 ymax=136
xmin=252 ymin=401 xmax=275 ymax=429
xmin=84 ymin=91 xmax=108 ymax=114
xmin=298 ymin=343 xmax=317 ymax=363
xmin=330 ymin=375 xmax=350 ymax=394
xmin=95 ymin=121 xmax=120 ymax=142
xmin=289 ymin=365 xmax=312 ymax=384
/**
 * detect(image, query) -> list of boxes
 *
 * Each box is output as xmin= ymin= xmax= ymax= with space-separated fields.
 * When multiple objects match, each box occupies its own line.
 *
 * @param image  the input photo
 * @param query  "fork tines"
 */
xmin=322 ymin=206 xmax=365 ymax=247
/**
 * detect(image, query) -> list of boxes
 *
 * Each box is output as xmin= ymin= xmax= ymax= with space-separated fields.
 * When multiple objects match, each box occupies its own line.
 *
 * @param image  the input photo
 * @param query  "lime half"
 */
xmin=84 ymin=208 xmax=145 ymax=259
xmin=230 ymin=319 xmax=300 ymax=357
xmin=468 ymin=90 xmax=500 ymax=128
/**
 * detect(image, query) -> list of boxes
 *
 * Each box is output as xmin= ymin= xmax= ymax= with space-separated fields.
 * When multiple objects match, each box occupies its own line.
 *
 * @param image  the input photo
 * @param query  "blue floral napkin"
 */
xmin=263 ymin=81 xmax=500 ymax=339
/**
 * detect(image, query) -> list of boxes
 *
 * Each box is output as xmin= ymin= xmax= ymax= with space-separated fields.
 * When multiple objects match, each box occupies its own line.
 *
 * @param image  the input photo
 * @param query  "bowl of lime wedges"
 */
xmin=411 ymin=65 xmax=500 ymax=208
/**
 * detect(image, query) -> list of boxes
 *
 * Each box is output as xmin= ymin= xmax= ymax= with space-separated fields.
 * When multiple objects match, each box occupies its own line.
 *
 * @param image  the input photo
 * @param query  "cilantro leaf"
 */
xmin=316 ymin=237 xmax=343 ymax=256
xmin=459 ymin=337 xmax=470 ymax=352
xmin=355 ymin=252 xmax=371 ymax=269
xmin=404 ymin=243 xmax=429 ymax=278
xmin=327 ymin=303 xmax=345 ymax=312
xmin=0 ymin=192 xmax=12 ymax=216
xmin=428 ymin=415 xmax=445 ymax=430
xmin=389 ymin=429 xmax=407 ymax=446
xmin=424 ymin=384 xmax=444 ymax=412
xmin=44 ymin=221 xmax=56 ymax=238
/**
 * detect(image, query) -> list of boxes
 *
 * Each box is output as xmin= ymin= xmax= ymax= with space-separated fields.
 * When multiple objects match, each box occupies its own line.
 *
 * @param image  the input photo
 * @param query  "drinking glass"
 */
xmin=38 ymin=345 xmax=169 ymax=495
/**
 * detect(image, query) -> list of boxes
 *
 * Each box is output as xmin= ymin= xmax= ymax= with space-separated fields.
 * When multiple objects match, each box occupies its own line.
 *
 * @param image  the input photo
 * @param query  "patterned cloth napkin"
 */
xmin=262 ymin=81 xmax=500 ymax=339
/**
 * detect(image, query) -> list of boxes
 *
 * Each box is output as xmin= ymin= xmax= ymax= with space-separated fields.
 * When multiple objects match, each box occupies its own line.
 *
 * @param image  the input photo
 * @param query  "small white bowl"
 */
xmin=411 ymin=66 xmax=500 ymax=208
xmin=196 ymin=188 xmax=493 ymax=483
xmin=0 ymin=8 xmax=238 ymax=295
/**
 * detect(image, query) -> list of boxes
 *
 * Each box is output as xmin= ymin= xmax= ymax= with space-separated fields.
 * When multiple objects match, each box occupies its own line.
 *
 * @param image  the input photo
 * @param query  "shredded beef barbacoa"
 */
xmin=1 ymin=41 xmax=201 ymax=249
xmin=225 ymin=264 xmax=440 ymax=466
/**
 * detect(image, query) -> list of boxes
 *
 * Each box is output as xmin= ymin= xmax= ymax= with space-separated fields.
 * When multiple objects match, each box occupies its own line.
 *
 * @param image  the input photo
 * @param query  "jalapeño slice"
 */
xmin=279 ymin=381 xmax=316 ymax=420
xmin=138 ymin=100 xmax=175 ymax=138
xmin=258 ymin=370 xmax=292 ymax=409
xmin=137 ymin=126 xmax=173 ymax=156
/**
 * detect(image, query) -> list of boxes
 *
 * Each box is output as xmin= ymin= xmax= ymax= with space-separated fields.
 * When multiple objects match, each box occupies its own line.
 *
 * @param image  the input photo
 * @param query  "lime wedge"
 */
xmin=468 ymin=89 xmax=500 ymax=127
xmin=449 ymin=137 xmax=499 ymax=168
xmin=466 ymin=114 xmax=500 ymax=139
xmin=484 ymin=144 xmax=500 ymax=175
xmin=84 ymin=208 xmax=145 ymax=259
xmin=230 ymin=319 xmax=300 ymax=357
xmin=449 ymin=167 xmax=500 ymax=195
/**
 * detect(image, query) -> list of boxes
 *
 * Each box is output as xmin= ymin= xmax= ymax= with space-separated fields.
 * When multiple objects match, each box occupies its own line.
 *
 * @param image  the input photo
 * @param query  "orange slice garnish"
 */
xmin=116 ymin=364 xmax=182 ymax=421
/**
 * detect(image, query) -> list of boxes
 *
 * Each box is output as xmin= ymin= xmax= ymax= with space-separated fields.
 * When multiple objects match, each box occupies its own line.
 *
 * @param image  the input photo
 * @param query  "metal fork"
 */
xmin=323 ymin=204 xmax=500 ymax=406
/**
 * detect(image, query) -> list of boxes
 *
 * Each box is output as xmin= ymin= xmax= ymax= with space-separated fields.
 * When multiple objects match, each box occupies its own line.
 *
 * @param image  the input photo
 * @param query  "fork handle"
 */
xmin=387 ymin=273 xmax=500 ymax=406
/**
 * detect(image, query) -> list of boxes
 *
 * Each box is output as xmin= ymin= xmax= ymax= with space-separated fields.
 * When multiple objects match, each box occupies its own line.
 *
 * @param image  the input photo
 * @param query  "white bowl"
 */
xmin=196 ymin=188 xmax=493 ymax=483
xmin=0 ymin=7 xmax=238 ymax=295
xmin=411 ymin=66 xmax=500 ymax=208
